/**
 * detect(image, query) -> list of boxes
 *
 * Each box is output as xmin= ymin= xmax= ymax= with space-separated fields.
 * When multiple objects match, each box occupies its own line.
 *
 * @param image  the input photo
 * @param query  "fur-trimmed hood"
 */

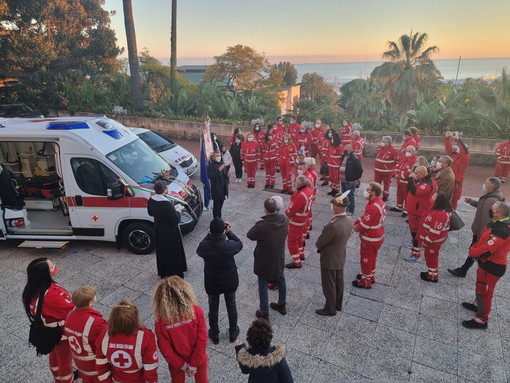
xmin=237 ymin=344 xmax=286 ymax=369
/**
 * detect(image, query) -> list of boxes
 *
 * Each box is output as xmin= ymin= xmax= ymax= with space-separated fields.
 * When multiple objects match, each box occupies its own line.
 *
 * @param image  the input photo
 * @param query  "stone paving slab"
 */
xmin=0 ymin=168 xmax=509 ymax=383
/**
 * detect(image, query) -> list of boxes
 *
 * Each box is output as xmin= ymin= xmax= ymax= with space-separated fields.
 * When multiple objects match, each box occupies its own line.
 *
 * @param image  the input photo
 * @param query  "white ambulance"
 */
xmin=0 ymin=116 xmax=203 ymax=254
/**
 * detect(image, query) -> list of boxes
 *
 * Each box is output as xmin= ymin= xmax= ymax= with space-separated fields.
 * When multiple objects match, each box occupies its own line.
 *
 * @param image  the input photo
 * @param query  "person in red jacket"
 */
xmin=292 ymin=125 xmax=313 ymax=157
xmin=252 ymin=122 xmax=265 ymax=169
xmin=326 ymin=131 xmax=344 ymax=196
xmin=351 ymin=130 xmax=364 ymax=160
xmin=22 ymin=258 xmax=75 ymax=383
xmin=277 ymin=134 xmax=298 ymax=194
xmin=96 ymin=301 xmax=158 ymax=383
xmin=285 ymin=175 xmax=313 ymax=268
xmin=399 ymin=129 xmax=418 ymax=159
xmin=241 ymin=132 xmax=261 ymax=188
xmin=341 ymin=120 xmax=352 ymax=145
xmin=153 ymin=276 xmax=208 ymax=382
xmin=287 ymin=115 xmax=301 ymax=137
xmin=417 ymin=192 xmax=452 ymax=282
xmin=65 ymin=286 xmax=107 ymax=383
xmin=352 ymin=182 xmax=387 ymax=289
xmin=409 ymin=127 xmax=421 ymax=150
xmin=310 ymin=119 xmax=325 ymax=159
xmin=319 ymin=128 xmax=334 ymax=184
xmin=273 ymin=116 xmax=286 ymax=142
xmin=494 ymin=138 xmax=510 ymax=183
xmin=390 ymin=145 xmax=417 ymax=213
xmin=303 ymin=157 xmax=318 ymax=239
xmin=404 ymin=166 xmax=438 ymax=262
xmin=373 ymin=136 xmax=399 ymax=202
xmin=461 ymin=201 xmax=510 ymax=329
xmin=443 ymin=131 xmax=471 ymax=209
xmin=263 ymin=130 xmax=279 ymax=189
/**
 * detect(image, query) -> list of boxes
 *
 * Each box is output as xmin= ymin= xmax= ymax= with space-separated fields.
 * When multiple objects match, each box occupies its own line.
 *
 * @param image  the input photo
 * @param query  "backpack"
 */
xmin=28 ymin=290 xmax=62 ymax=355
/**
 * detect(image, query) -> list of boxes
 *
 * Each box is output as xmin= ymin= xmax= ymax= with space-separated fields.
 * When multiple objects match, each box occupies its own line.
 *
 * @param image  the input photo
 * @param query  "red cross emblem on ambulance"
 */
xmin=91 ymin=215 xmax=100 ymax=222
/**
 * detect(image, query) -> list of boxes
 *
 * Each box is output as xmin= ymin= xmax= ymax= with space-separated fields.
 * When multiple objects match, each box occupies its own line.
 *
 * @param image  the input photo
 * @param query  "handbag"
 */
xmin=28 ymin=290 xmax=62 ymax=356
xmin=449 ymin=210 xmax=465 ymax=231
xmin=320 ymin=164 xmax=329 ymax=175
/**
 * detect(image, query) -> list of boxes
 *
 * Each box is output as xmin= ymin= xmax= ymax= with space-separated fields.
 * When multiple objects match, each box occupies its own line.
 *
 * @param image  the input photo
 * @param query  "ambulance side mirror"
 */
xmin=107 ymin=181 xmax=125 ymax=200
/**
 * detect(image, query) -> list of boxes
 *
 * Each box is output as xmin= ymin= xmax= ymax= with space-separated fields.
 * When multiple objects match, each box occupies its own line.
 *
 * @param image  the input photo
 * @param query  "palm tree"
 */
xmin=122 ymin=0 xmax=144 ymax=110
xmin=371 ymin=31 xmax=441 ymax=114
xmin=170 ymin=0 xmax=177 ymax=92
xmin=300 ymin=72 xmax=333 ymax=101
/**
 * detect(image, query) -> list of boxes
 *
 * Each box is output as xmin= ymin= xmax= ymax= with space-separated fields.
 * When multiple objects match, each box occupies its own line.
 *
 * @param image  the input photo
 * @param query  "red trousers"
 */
xmin=396 ymin=181 xmax=407 ymax=210
xmin=329 ymin=165 xmax=339 ymax=191
xmin=423 ymin=242 xmax=444 ymax=280
xmin=495 ymin=162 xmax=510 ymax=178
xmin=475 ymin=266 xmax=501 ymax=322
xmin=170 ymin=364 xmax=208 ymax=383
xmin=245 ymin=161 xmax=258 ymax=185
xmin=288 ymin=223 xmax=305 ymax=266
xmin=264 ymin=159 xmax=277 ymax=186
xmin=49 ymin=339 xmax=74 ymax=383
xmin=310 ymin=144 xmax=320 ymax=159
xmin=358 ymin=240 xmax=382 ymax=288
xmin=374 ymin=172 xmax=393 ymax=198
xmin=279 ymin=160 xmax=293 ymax=192
xmin=452 ymin=181 xmax=462 ymax=210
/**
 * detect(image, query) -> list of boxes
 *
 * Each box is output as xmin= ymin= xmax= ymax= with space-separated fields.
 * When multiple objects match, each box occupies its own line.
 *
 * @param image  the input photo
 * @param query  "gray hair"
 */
xmin=295 ymin=175 xmax=307 ymax=188
xmin=440 ymin=155 xmax=453 ymax=166
xmin=487 ymin=177 xmax=501 ymax=190
xmin=271 ymin=195 xmax=284 ymax=211
xmin=382 ymin=135 xmax=392 ymax=143
xmin=303 ymin=157 xmax=316 ymax=167
xmin=494 ymin=201 xmax=510 ymax=217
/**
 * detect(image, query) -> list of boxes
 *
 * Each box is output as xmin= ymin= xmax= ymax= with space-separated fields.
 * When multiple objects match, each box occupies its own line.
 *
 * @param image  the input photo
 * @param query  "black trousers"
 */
xmin=208 ymin=292 xmax=238 ymax=335
xmin=232 ymin=157 xmax=243 ymax=178
xmin=212 ymin=198 xmax=225 ymax=218
xmin=460 ymin=234 xmax=479 ymax=271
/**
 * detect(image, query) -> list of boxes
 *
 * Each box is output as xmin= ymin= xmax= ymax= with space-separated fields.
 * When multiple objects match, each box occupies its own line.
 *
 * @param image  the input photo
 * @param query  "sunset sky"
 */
xmin=103 ymin=0 xmax=510 ymax=65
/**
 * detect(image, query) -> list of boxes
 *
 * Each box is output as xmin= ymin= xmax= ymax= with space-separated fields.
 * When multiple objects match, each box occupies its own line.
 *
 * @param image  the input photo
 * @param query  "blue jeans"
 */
xmin=341 ymin=181 xmax=356 ymax=214
xmin=258 ymin=274 xmax=286 ymax=315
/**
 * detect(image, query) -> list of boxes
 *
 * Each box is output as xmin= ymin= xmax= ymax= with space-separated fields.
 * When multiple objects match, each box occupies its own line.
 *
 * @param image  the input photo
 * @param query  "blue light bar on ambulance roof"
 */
xmin=94 ymin=118 xmax=123 ymax=140
xmin=47 ymin=121 xmax=89 ymax=130
xmin=102 ymin=129 xmax=123 ymax=139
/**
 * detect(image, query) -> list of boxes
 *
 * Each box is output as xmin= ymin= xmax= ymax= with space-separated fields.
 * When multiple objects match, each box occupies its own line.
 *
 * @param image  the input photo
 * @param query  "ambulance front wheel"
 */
xmin=122 ymin=222 xmax=155 ymax=254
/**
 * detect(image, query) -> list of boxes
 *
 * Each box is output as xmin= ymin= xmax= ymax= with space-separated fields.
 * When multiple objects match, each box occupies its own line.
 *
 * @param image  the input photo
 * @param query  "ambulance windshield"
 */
xmin=106 ymin=138 xmax=178 ymax=186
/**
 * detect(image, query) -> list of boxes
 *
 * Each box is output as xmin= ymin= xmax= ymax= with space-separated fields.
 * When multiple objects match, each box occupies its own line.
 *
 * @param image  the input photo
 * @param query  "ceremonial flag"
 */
xmin=200 ymin=118 xmax=213 ymax=208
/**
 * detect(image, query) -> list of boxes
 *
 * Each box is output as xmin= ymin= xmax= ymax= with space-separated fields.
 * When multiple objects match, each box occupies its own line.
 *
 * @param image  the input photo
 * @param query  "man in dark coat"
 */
xmin=207 ymin=150 xmax=229 ymax=218
xmin=196 ymin=217 xmax=243 ymax=344
xmin=315 ymin=192 xmax=353 ymax=316
xmin=147 ymin=180 xmax=187 ymax=278
xmin=338 ymin=144 xmax=363 ymax=215
xmin=247 ymin=198 xmax=289 ymax=321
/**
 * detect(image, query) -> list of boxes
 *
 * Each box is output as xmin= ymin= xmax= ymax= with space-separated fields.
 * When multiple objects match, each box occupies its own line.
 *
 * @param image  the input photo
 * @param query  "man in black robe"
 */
xmin=147 ymin=180 xmax=187 ymax=278
xmin=207 ymin=150 xmax=229 ymax=218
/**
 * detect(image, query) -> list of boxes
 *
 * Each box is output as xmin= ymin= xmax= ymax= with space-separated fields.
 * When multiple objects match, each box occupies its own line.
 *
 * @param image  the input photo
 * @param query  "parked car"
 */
xmin=0 ymin=104 xmax=43 ymax=118
xmin=131 ymin=127 xmax=198 ymax=176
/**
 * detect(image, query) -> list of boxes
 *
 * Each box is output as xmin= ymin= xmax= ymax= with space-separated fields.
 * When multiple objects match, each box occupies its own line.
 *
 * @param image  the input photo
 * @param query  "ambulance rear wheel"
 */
xmin=122 ymin=222 xmax=155 ymax=254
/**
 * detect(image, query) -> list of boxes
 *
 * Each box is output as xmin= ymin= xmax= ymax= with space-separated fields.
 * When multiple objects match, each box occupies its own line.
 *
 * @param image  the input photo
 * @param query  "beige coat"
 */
xmin=434 ymin=167 xmax=455 ymax=202
xmin=316 ymin=214 xmax=353 ymax=270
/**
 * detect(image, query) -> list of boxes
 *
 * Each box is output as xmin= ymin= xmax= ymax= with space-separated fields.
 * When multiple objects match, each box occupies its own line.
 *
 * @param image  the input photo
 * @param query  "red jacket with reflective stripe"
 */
xmin=444 ymin=138 xmax=470 ymax=182
xmin=241 ymin=141 xmax=261 ymax=163
xmin=341 ymin=124 xmax=352 ymax=145
xmin=285 ymin=186 xmax=313 ymax=224
xmin=263 ymin=137 xmax=279 ymax=161
xmin=96 ymin=327 xmax=158 ymax=383
xmin=310 ymin=126 xmax=325 ymax=144
xmin=495 ymin=140 xmax=510 ymax=164
xmin=406 ymin=176 xmax=437 ymax=216
xmin=292 ymin=130 xmax=313 ymax=153
xmin=65 ymin=308 xmax=107 ymax=376
xmin=469 ymin=218 xmax=510 ymax=269
xmin=352 ymin=136 xmax=364 ymax=159
xmin=399 ymin=137 xmax=418 ymax=159
xmin=326 ymin=145 xmax=344 ymax=167
xmin=354 ymin=196 xmax=386 ymax=243
xmin=305 ymin=168 xmax=318 ymax=194
xmin=29 ymin=283 xmax=74 ymax=325
xmin=374 ymin=145 xmax=399 ymax=173
xmin=155 ymin=305 xmax=208 ymax=370
xmin=277 ymin=143 xmax=298 ymax=165
xmin=397 ymin=154 xmax=418 ymax=183
xmin=418 ymin=209 xmax=451 ymax=246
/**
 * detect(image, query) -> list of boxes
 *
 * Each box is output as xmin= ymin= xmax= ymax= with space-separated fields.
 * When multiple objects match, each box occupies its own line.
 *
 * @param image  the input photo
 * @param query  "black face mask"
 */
xmin=343 ymin=150 xmax=349 ymax=155
xmin=489 ymin=209 xmax=494 ymax=219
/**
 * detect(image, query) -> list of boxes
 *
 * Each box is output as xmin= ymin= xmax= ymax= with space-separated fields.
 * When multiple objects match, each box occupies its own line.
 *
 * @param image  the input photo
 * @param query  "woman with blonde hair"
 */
xmin=95 ymin=300 xmax=158 ymax=383
xmin=153 ymin=276 xmax=208 ymax=383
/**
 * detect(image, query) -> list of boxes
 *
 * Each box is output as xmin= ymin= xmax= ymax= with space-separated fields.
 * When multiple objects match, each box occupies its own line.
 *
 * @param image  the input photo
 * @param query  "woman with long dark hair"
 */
xmin=417 ymin=191 xmax=452 ymax=282
xmin=22 ymin=257 xmax=75 ymax=382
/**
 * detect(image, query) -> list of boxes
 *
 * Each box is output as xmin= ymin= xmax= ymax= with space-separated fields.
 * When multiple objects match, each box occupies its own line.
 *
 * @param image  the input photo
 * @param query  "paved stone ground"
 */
xmin=1 ymin=168 xmax=510 ymax=383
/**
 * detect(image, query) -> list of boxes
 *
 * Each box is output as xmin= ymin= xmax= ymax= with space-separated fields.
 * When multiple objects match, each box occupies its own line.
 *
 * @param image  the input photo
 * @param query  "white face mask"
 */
xmin=328 ymin=133 xmax=332 ymax=138
xmin=247 ymin=137 xmax=253 ymax=142
xmin=430 ymin=160 xmax=436 ymax=167
xmin=482 ymin=183 xmax=487 ymax=191
xmin=284 ymin=139 xmax=289 ymax=144
xmin=363 ymin=190 xmax=370 ymax=199
xmin=436 ymin=162 xmax=442 ymax=169
xmin=453 ymin=145 xmax=459 ymax=151
xmin=297 ymin=169 xmax=304 ymax=175
xmin=300 ymin=129 xmax=305 ymax=133
xmin=380 ymin=142 xmax=385 ymax=147
xmin=255 ymin=126 xmax=260 ymax=131
xmin=330 ymin=204 xmax=335 ymax=212
xmin=405 ymin=152 xmax=412 ymax=158
xmin=215 ymin=157 xmax=221 ymax=162
xmin=315 ymin=123 xmax=320 ymax=128
xmin=235 ymin=139 xmax=241 ymax=144
xmin=290 ymin=120 xmax=295 ymax=124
